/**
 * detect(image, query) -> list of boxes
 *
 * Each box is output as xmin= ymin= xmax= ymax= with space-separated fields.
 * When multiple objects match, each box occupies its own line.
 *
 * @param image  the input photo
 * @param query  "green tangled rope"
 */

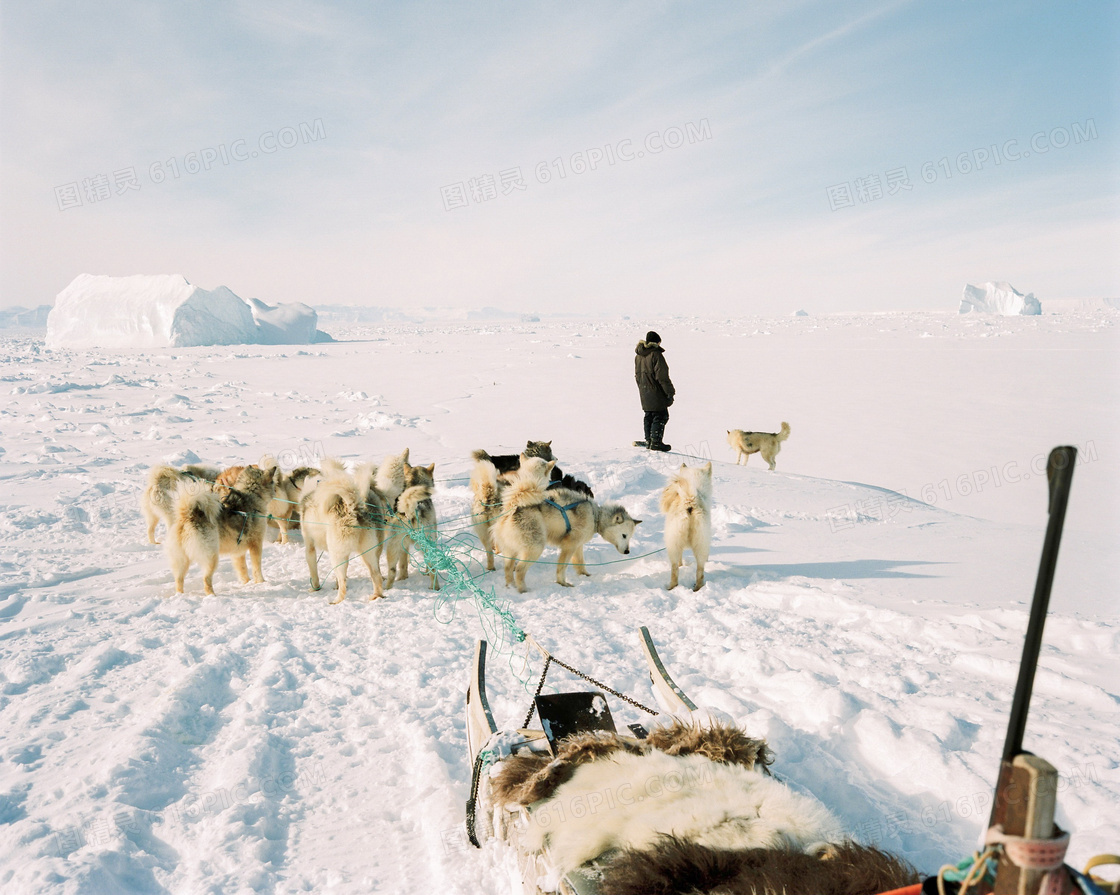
xmin=407 ymin=523 xmax=526 ymax=655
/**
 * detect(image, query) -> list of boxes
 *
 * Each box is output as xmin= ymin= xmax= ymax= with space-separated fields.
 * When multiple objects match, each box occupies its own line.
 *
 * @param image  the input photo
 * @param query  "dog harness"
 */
xmin=543 ymin=498 xmax=588 ymax=535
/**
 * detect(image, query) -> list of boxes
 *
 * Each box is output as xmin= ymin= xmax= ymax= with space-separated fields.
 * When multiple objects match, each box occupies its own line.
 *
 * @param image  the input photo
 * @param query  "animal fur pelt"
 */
xmin=491 ymin=722 xmax=771 ymax=808
xmin=645 ymin=719 xmax=773 ymax=770
xmin=521 ymin=750 xmax=843 ymax=877
xmin=598 ymin=837 xmax=921 ymax=895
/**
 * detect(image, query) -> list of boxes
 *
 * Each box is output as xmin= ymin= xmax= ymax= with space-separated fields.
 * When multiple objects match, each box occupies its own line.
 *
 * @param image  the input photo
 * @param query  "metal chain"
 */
xmin=521 ymin=655 xmax=552 ymax=729
xmin=529 ymin=648 xmax=659 ymax=717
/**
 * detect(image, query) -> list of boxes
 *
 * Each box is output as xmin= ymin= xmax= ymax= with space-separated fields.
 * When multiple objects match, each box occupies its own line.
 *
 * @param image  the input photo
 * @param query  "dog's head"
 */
xmin=405 ymin=461 xmax=436 ymax=488
xmin=523 ymin=440 xmax=555 ymax=462
xmin=234 ymin=464 xmax=278 ymax=501
xmin=597 ymin=504 xmax=641 ymax=555
xmin=518 ymin=457 xmax=556 ymax=487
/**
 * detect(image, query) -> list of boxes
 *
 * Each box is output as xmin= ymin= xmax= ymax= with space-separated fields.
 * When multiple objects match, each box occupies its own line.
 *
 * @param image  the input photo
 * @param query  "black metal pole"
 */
xmin=1000 ymin=446 xmax=1077 ymax=763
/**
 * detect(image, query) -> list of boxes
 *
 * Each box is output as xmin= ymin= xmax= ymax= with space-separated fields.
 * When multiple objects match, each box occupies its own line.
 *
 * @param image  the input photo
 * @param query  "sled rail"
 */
xmin=638 ymin=625 xmax=698 ymax=714
xmin=466 ymin=640 xmax=497 ymax=762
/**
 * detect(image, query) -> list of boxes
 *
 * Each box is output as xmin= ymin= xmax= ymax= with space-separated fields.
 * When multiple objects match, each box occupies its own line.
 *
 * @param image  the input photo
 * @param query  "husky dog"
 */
xmin=491 ymin=457 xmax=556 ymax=592
xmin=727 ymin=422 xmax=790 ymax=470
xmin=166 ymin=465 xmax=278 ymax=595
xmin=470 ymin=454 xmax=504 ymax=571
xmin=374 ymin=448 xmax=411 ymax=506
xmin=660 ymin=462 xmax=713 ymax=591
xmin=385 ymin=483 xmax=440 ymax=591
xmin=264 ymin=464 xmax=319 ymax=544
xmin=300 ymin=461 xmax=388 ymax=603
xmin=473 ymin=440 xmax=554 ymax=476
xmin=140 ymin=463 xmax=219 ymax=544
xmin=540 ymin=488 xmax=642 ymax=586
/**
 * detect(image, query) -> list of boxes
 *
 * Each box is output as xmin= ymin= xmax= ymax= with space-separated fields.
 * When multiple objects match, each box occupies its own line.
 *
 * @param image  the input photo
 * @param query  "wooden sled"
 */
xmin=465 ymin=626 xmax=697 ymax=895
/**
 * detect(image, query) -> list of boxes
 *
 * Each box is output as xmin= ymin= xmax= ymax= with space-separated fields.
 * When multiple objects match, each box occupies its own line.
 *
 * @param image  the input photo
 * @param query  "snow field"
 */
xmin=0 ymin=312 xmax=1117 ymax=893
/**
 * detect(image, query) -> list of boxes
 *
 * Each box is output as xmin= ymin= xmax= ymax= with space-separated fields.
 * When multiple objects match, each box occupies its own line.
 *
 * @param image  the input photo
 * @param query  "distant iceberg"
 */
xmin=959 ymin=282 xmax=1041 ymax=316
xmin=45 ymin=274 xmax=332 ymax=349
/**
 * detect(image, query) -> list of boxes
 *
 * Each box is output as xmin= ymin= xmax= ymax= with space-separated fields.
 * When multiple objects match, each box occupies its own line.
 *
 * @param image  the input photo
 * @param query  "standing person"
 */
xmin=633 ymin=331 xmax=675 ymax=452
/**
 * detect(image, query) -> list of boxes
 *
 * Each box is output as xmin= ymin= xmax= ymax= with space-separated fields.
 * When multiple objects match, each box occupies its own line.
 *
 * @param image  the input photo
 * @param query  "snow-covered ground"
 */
xmin=1 ymin=311 xmax=1117 ymax=894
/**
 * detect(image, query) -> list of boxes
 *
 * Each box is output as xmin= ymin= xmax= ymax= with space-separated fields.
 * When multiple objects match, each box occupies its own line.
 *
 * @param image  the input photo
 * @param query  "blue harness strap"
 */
xmin=544 ymin=498 xmax=586 ymax=535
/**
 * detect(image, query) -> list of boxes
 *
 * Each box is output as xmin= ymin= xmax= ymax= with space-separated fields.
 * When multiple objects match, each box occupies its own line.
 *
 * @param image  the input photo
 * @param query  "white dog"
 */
xmin=660 ymin=462 xmax=712 ymax=591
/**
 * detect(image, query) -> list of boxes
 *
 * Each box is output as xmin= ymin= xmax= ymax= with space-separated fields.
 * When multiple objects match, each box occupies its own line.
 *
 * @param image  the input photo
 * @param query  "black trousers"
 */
xmin=643 ymin=410 xmax=669 ymax=445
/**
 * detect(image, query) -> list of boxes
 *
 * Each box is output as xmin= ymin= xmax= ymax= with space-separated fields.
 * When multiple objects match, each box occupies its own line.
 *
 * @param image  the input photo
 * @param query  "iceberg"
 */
xmin=45 ymin=274 xmax=331 ymax=349
xmin=959 ymin=282 xmax=1041 ymax=316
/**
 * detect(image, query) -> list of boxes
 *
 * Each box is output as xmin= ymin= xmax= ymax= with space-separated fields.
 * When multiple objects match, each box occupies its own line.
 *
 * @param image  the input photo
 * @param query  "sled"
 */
xmin=466 ymin=626 xmax=690 ymax=895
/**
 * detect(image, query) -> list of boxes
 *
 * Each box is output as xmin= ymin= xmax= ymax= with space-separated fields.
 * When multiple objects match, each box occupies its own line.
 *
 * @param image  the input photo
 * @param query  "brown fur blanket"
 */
xmin=599 ymin=837 xmax=921 ymax=895
xmin=490 ymin=720 xmax=773 ymax=808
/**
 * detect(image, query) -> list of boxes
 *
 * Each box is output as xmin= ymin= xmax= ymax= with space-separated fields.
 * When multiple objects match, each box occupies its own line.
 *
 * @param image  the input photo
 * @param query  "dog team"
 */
xmin=141 ymin=448 xmax=436 ymax=603
xmin=141 ymin=422 xmax=791 ymax=599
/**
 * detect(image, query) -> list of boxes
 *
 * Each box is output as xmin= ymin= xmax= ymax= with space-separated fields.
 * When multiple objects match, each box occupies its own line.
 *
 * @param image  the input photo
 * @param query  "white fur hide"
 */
xmin=522 ymin=751 xmax=843 ymax=876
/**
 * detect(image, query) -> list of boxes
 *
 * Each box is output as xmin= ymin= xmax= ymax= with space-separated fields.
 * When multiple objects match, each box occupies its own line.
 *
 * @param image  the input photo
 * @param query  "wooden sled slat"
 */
xmin=638 ymin=625 xmax=698 ymax=714
xmin=467 ymin=640 xmax=498 ymax=763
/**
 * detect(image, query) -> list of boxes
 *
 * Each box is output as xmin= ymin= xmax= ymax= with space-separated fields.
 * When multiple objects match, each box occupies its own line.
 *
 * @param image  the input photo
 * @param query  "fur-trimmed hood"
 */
xmin=635 ymin=339 xmax=664 ymax=356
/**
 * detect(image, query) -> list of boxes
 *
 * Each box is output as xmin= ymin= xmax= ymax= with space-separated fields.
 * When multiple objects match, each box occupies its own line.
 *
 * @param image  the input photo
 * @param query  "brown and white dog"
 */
xmin=165 ymin=465 xmax=278 ymax=595
xmin=727 ymin=422 xmax=791 ymax=470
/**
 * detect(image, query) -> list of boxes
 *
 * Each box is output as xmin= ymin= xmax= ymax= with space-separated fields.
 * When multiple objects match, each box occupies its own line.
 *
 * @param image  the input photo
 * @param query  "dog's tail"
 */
xmin=502 ymin=461 xmax=554 ymax=511
xmin=502 ymin=478 xmax=548 ymax=510
xmin=352 ymin=462 xmax=376 ymax=507
xmin=172 ymin=481 xmax=223 ymax=557
xmin=180 ymin=463 xmax=220 ymax=482
xmin=470 ymin=448 xmax=492 ymax=463
xmin=470 ymin=455 xmax=500 ymax=505
xmin=778 ymin=421 xmax=791 ymax=441
xmin=396 ymin=484 xmax=433 ymax=524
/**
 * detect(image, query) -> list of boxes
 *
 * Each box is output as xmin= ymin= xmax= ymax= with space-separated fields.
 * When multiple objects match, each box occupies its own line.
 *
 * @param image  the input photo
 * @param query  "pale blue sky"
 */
xmin=1 ymin=1 xmax=1116 ymax=313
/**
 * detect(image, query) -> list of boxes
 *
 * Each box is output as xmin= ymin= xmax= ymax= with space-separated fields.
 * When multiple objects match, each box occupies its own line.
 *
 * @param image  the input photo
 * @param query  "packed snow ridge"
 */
xmin=959 ymin=281 xmax=1041 ymax=316
xmin=45 ymin=274 xmax=333 ymax=349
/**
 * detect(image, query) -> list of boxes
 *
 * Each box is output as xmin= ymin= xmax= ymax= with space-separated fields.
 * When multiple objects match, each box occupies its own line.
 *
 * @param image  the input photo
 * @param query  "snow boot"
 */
xmin=634 ymin=412 xmax=655 ymax=448
xmin=649 ymin=415 xmax=671 ymax=452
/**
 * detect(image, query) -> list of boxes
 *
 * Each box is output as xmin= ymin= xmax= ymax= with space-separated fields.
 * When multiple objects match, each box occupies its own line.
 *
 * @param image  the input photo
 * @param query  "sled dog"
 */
xmin=473 ymin=441 xmax=554 ymax=476
xmin=470 ymin=454 xmax=505 ymax=571
xmin=299 ymin=461 xmax=388 ymax=603
xmin=661 ymin=462 xmax=712 ymax=591
xmin=374 ymin=448 xmax=411 ymax=507
xmin=386 ymin=483 xmax=440 ymax=591
xmin=491 ymin=457 xmax=556 ymax=593
xmin=264 ymin=464 xmax=319 ymax=544
xmin=727 ymin=422 xmax=790 ymax=470
xmin=540 ymin=488 xmax=642 ymax=586
xmin=140 ymin=463 xmax=219 ymax=544
xmin=166 ymin=465 xmax=278 ymax=595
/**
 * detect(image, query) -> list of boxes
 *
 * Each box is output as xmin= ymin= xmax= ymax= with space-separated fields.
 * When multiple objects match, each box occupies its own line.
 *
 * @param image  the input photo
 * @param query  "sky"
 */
xmin=1 ymin=0 xmax=1117 ymax=315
